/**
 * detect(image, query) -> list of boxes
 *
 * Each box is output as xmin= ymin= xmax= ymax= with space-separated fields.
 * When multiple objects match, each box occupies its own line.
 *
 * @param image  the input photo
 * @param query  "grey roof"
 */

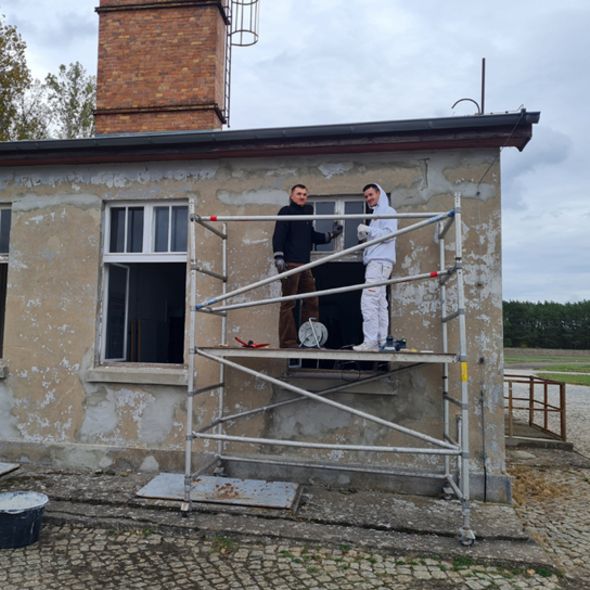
xmin=0 ymin=110 xmax=540 ymax=166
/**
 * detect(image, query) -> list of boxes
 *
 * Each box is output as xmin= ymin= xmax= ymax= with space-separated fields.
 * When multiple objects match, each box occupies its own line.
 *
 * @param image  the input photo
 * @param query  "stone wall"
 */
xmin=0 ymin=147 xmax=508 ymax=499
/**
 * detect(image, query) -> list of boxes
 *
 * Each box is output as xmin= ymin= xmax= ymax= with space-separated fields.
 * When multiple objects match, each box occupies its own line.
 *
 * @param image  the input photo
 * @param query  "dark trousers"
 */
xmin=279 ymin=263 xmax=319 ymax=348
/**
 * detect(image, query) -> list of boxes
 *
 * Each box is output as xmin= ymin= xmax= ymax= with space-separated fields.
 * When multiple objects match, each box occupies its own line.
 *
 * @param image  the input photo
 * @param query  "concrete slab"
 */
xmin=137 ymin=472 xmax=301 ymax=509
xmin=0 ymin=462 xmax=19 ymax=478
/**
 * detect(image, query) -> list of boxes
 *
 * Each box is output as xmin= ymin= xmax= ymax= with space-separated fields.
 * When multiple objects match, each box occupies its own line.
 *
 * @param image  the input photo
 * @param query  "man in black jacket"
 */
xmin=272 ymin=184 xmax=342 ymax=348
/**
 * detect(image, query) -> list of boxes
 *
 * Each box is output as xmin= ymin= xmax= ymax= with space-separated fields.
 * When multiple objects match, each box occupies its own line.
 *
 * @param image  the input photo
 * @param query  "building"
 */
xmin=0 ymin=0 xmax=539 ymax=504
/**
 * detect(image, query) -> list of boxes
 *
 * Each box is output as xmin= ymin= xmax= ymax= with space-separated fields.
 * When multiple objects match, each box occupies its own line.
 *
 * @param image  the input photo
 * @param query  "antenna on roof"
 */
xmin=451 ymin=57 xmax=486 ymax=115
xmin=230 ymin=0 xmax=260 ymax=47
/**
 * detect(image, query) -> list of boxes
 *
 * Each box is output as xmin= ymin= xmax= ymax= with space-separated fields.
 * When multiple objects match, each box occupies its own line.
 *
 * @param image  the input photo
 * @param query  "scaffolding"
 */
xmin=184 ymin=193 xmax=475 ymax=546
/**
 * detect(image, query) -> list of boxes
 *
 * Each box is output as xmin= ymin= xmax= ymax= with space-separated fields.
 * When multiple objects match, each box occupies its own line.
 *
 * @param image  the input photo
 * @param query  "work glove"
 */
xmin=330 ymin=222 xmax=343 ymax=240
xmin=274 ymin=256 xmax=286 ymax=273
xmin=357 ymin=223 xmax=370 ymax=241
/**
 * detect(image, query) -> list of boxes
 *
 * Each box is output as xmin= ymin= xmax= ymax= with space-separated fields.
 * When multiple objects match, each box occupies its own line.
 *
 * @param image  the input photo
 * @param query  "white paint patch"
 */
xmin=218 ymin=189 xmax=286 ymax=206
xmin=0 ymin=385 xmax=20 ymax=439
xmin=242 ymin=238 xmax=269 ymax=245
xmin=98 ymin=456 xmax=114 ymax=469
xmin=318 ymin=162 xmax=353 ymax=179
xmin=80 ymin=393 xmax=119 ymax=439
xmin=14 ymin=194 xmax=100 ymax=212
xmin=138 ymin=393 xmax=180 ymax=445
xmin=139 ymin=455 xmax=160 ymax=473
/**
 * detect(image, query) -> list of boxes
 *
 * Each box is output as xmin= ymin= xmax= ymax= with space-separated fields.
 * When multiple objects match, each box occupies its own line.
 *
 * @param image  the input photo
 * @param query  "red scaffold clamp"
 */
xmin=235 ymin=337 xmax=270 ymax=349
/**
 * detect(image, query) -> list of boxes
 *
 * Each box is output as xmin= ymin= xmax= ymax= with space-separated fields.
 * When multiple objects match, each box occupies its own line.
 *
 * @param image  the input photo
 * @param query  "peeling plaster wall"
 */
xmin=0 ymin=148 xmax=505 ymax=491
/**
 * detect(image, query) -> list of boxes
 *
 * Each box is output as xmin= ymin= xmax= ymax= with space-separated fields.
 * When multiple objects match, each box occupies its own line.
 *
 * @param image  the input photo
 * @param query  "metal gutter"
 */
xmin=0 ymin=110 xmax=540 ymax=167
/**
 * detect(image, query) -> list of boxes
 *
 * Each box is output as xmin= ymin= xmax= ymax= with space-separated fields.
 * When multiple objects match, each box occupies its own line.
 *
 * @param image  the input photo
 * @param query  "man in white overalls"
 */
xmin=353 ymin=183 xmax=397 ymax=352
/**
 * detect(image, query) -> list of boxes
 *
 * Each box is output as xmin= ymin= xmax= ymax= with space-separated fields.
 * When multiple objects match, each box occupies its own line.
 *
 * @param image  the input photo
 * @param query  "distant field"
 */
xmin=504 ymin=348 xmax=590 ymax=387
xmin=537 ymin=373 xmax=590 ymax=387
xmin=504 ymin=348 xmax=590 ymax=367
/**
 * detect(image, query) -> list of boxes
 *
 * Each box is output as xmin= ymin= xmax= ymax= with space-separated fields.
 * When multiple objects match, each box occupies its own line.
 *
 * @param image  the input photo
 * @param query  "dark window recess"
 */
xmin=154 ymin=207 xmax=170 ymax=252
xmin=105 ymin=265 xmax=128 ymax=359
xmin=0 ymin=264 xmax=7 ymax=357
xmin=109 ymin=208 xmax=126 ymax=253
xmin=0 ymin=209 xmax=11 ymax=254
xmin=113 ymin=262 xmax=185 ymax=363
xmin=127 ymin=207 xmax=144 ymax=253
xmin=313 ymin=201 xmax=335 ymax=253
xmin=288 ymin=261 xmax=376 ymax=371
xmin=171 ymin=206 xmax=188 ymax=252
xmin=344 ymin=201 xmax=366 ymax=249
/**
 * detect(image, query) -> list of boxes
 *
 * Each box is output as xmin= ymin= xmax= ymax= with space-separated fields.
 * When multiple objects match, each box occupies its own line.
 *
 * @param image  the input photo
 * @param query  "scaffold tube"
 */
xmin=196 ymin=211 xmax=453 ymax=308
xmin=192 ymin=432 xmax=461 ymax=455
xmin=200 ymin=269 xmax=453 ymax=313
xmin=193 ymin=212 xmax=446 ymax=222
xmin=196 ymin=348 xmax=458 ymax=450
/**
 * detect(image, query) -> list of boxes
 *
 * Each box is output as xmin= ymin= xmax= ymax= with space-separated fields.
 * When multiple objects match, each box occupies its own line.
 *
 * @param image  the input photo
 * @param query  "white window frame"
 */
xmin=103 ymin=201 xmax=188 ymax=264
xmin=100 ymin=201 xmax=188 ymax=363
xmin=309 ymin=195 xmax=366 ymax=262
xmin=101 ymin=263 xmax=130 ymax=362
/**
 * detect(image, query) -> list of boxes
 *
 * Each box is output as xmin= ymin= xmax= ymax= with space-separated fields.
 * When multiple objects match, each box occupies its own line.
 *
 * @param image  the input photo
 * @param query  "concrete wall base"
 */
xmin=0 ymin=441 xmax=512 ymax=503
xmin=0 ymin=440 xmax=185 ymax=475
xmin=222 ymin=457 xmax=512 ymax=503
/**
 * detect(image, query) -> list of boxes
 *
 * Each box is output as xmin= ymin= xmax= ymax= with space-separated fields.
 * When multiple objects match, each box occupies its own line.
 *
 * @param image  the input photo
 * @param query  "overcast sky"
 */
xmin=3 ymin=0 xmax=589 ymax=303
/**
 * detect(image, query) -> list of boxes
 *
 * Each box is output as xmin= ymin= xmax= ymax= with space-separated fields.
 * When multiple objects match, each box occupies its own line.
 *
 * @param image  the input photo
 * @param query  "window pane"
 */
xmin=0 ymin=263 xmax=7 ymax=357
xmin=345 ymin=201 xmax=366 ymax=250
xmin=154 ymin=207 xmax=170 ymax=252
xmin=171 ymin=206 xmax=188 ymax=252
xmin=0 ymin=210 xmax=11 ymax=255
xmin=109 ymin=208 xmax=126 ymax=253
xmin=313 ymin=201 xmax=335 ymax=252
xmin=0 ymin=210 xmax=11 ymax=254
xmin=105 ymin=265 xmax=128 ymax=359
xmin=127 ymin=207 xmax=144 ymax=253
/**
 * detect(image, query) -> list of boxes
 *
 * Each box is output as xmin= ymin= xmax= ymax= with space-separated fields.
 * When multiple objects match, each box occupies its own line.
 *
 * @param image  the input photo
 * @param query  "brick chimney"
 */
xmin=95 ymin=0 xmax=229 ymax=135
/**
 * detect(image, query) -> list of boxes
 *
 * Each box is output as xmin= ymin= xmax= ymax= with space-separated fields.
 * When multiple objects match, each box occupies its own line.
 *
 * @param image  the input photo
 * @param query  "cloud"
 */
xmin=501 ymin=126 xmax=572 ymax=210
xmin=4 ymin=0 xmax=590 ymax=303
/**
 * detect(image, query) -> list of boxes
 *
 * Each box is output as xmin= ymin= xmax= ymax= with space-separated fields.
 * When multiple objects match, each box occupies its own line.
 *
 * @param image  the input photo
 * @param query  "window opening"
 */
xmin=102 ymin=203 xmax=187 ymax=364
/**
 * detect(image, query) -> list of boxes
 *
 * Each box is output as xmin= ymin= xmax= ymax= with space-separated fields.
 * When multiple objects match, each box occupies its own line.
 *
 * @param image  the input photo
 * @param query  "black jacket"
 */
xmin=272 ymin=201 xmax=329 ymax=264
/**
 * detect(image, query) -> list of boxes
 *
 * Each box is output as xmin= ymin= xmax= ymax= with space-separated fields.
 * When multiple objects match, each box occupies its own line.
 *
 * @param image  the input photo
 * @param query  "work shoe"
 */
xmin=352 ymin=341 xmax=379 ymax=352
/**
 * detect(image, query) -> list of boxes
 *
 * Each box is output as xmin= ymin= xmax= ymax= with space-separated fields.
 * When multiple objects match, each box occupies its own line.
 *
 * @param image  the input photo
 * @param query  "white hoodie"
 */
xmin=363 ymin=183 xmax=397 ymax=265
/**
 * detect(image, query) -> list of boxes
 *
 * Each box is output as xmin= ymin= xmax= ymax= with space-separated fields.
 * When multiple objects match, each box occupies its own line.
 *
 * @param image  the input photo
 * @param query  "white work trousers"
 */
xmin=361 ymin=260 xmax=394 ymax=345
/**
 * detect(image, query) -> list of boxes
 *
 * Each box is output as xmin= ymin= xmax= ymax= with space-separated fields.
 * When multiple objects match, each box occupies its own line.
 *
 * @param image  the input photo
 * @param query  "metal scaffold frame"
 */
xmin=184 ymin=193 xmax=475 ymax=546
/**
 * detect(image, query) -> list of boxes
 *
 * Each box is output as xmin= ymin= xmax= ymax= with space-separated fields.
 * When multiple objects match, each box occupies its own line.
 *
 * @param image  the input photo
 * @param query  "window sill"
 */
xmin=0 ymin=359 xmax=7 ymax=380
xmin=86 ymin=364 xmax=187 ymax=386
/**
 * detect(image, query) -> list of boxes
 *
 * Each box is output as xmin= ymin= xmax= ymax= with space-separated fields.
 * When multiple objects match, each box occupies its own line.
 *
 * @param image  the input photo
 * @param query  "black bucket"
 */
xmin=0 ymin=491 xmax=49 ymax=549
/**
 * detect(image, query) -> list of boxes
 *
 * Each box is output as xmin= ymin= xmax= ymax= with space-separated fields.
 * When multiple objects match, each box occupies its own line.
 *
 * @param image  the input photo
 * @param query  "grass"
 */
xmin=504 ymin=349 xmax=590 ymax=386
xmin=504 ymin=351 xmax=590 ymax=366
xmin=533 ymin=363 xmax=590 ymax=373
xmin=451 ymin=555 xmax=474 ymax=570
xmin=537 ymin=373 xmax=590 ymax=386
xmin=211 ymin=535 xmax=237 ymax=556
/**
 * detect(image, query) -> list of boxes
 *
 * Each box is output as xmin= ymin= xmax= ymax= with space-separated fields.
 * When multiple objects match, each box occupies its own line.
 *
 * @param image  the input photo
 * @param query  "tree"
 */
xmin=503 ymin=299 xmax=590 ymax=350
xmin=11 ymin=79 xmax=50 ymax=140
xmin=45 ymin=62 xmax=96 ymax=139
xmin=0 ymin=15 xmax=32 ymax=141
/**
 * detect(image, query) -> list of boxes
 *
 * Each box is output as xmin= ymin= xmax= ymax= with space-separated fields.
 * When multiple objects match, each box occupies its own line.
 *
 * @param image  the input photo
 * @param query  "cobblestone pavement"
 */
xmin=0 ymin=523 xmax=564 ymax=590
xmin=0 ymin=381 xmax=588 ymax=588
xmin=507 ymin=378 xmax=590 ymax=588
